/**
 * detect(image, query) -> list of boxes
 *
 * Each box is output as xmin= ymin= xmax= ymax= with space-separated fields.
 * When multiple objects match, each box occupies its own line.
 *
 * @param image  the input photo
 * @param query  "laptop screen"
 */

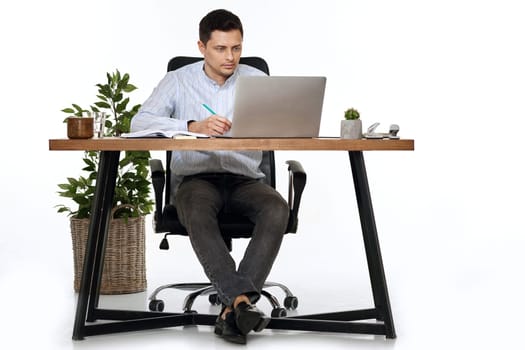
xmin=227 ymin=76 xmax=326 ymax=138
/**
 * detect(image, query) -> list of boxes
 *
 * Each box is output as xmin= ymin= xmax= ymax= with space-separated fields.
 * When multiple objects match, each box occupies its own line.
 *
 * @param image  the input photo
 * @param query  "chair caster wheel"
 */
xmin=208 ymin=293 xmax=221 ymax=305
xmin=271 ymin=307 xmax=287 ymax=318
xmin=284 ymin=296 xmax=298 ymax=310
xmin=149 ymin=299 xmax=165 ymax=312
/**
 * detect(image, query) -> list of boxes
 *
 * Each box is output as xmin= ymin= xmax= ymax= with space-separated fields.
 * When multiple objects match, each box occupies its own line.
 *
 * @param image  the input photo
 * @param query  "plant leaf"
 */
xmin=123 ymin=84 xmax=137 ymax=93
xmin=94 ymin=101 xmax=111 ymax=109
xmin=72 ymin=104 xmax=84 ymax=113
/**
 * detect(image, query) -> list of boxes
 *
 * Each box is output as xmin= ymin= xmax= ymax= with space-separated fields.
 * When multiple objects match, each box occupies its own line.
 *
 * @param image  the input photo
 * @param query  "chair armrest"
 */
xmin=285 ymin=160 xmax=307 ymax=233
xmin=149 ymin=159 xmax=165 ymax=226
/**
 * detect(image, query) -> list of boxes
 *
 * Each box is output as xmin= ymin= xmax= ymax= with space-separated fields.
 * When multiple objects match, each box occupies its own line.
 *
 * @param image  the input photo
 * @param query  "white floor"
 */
xmin=2 ymin=208 xmax=524 ymax=350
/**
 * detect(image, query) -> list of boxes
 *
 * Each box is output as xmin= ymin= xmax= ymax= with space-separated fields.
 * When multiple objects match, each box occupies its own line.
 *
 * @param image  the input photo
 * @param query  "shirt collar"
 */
xmin=200 ymin=62 xmax=239 ymax=88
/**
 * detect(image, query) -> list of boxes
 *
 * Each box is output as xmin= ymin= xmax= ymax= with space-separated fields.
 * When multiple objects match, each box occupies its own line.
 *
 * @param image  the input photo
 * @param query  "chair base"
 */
xmin=148 ymin=281 xmax=298 ymax=317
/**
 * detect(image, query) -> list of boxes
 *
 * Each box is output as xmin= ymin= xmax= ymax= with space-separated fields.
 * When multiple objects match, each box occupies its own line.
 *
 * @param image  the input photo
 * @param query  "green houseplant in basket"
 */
xmin=57 ymin=70 xmax=153 ymax=294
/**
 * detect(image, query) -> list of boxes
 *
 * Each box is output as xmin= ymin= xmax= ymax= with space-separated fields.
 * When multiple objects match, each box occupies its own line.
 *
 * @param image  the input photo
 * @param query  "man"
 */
xmin=131 ymin=9 xmax=289 ymax=344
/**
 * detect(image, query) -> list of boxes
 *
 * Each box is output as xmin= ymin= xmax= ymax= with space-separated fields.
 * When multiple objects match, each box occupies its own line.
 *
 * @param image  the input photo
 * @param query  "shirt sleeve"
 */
xmin=130 ymin=72 xmax=189 ymax=132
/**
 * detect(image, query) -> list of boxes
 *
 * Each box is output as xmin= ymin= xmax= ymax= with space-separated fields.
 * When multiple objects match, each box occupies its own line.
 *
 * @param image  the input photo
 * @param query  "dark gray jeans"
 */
xmin=175 ymin=173 xmax=289 ymax=307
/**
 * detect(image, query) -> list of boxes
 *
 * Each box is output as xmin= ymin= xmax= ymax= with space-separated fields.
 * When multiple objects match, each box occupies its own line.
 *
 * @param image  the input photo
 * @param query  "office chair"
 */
xmin=148 ymin=56 xmax=307 ymax=317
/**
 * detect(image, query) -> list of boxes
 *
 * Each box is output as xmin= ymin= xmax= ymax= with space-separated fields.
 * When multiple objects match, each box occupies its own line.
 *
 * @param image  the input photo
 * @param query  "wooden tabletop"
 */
xmin=49 ymin=137 xmax=414 ymax=151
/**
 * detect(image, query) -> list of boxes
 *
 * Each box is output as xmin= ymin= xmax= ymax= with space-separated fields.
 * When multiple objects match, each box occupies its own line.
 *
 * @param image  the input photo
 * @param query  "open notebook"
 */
xmin=120 ymin=130 xmax=209 ymax=139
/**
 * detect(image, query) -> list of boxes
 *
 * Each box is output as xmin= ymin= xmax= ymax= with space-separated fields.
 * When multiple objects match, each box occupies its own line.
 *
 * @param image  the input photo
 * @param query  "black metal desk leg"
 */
xmin=348 ymin=151 xmax=396 ymax=339
xmin=72 ymin=151 xmax=120 ymax=340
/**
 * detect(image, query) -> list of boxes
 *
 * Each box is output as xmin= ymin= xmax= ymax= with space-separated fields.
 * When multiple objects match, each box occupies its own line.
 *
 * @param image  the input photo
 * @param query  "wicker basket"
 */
xmin=70 ymin=205 xmax=147 ymax=294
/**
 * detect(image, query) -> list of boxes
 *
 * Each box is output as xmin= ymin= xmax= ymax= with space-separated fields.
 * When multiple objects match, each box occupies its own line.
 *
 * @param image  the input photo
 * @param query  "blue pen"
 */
xmin=202 ymin=103 xmax=217 ymax=115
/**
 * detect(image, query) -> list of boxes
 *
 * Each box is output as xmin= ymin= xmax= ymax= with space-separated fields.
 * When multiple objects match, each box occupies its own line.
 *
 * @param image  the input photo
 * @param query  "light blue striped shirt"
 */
xmin=131 ymin=61 xmax=267 ymax=201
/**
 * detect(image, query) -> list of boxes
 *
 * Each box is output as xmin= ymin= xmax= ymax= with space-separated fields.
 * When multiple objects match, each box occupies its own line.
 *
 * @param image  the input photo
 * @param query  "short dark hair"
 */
xmin=199 ymin=9 xmax=243 ymax=44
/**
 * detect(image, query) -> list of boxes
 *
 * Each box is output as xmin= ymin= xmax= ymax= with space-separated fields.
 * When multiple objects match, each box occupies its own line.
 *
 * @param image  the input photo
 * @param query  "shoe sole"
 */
xmin=215 ymin=320 xmax=247 ymax=344
xmin=236 ymin=312 xmax=270 ymax=335
xmin=253 ymin=316 xmax=270 ymax=332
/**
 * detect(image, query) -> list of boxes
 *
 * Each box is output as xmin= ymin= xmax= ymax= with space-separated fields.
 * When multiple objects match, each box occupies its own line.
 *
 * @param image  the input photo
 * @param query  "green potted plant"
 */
xmin=341 ymin=107 xmax=362 ymax=139
xmin=57 ymin=70 xmax=153 ymax=294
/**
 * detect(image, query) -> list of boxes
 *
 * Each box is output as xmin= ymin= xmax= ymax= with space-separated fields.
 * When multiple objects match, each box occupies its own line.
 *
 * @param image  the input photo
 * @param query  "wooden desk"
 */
xmin=49 ymin=137 xmax=414 ymax=151
xmin=49 ymin=137 xmax=414 ymax=340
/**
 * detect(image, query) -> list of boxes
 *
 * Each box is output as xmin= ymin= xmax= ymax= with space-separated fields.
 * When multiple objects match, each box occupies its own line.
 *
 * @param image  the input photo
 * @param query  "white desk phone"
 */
xmin=363 ymin=123 xmax=400 ymax=139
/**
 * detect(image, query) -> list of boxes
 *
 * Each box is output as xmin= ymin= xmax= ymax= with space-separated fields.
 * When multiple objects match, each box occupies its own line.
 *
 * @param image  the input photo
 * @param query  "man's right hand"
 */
xmin=188 ymin=115 xmax=232 ymax=136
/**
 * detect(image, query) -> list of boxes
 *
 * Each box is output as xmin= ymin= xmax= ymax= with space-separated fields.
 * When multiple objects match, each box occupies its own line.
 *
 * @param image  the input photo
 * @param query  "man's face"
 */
xmin=198 ymin=29 xmax=243 ymax=84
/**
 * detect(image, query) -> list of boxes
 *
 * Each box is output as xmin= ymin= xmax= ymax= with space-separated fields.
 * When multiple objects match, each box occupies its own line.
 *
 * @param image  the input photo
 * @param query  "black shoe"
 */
xmin=234 ymin=302 xmax=270 ymax=335
xmin=214 ymin=311 xmax=247 ymax=344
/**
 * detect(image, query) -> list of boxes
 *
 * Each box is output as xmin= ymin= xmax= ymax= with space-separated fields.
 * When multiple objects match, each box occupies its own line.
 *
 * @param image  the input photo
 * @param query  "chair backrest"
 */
xmin=167 ymin=56 xmax=270 ymax=75
xmin=163 ymin=56 xmax=275 ymax=206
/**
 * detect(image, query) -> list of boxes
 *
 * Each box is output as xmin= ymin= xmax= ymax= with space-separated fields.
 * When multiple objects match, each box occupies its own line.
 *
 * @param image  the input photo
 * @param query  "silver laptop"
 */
xmin=227 ymin=76 xmax=326 ymax=138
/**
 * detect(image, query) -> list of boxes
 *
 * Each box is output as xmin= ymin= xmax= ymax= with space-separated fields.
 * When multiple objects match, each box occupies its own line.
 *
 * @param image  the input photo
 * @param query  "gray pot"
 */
xmin=340 ymin=119 xmax=362 ymax=139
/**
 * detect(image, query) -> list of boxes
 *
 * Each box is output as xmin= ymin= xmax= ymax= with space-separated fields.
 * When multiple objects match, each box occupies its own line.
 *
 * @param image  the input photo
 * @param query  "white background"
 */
xmin=1 ymin=0 xmax=524 ymax=349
